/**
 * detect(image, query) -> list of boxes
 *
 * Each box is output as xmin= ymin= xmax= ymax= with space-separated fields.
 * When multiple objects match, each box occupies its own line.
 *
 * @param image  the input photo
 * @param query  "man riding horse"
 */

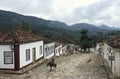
xmin=47 ymin=58 xmax=57 ymax=71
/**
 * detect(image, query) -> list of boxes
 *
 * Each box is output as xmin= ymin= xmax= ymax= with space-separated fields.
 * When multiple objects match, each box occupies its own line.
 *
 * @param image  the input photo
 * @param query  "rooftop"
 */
xmin=105 ymin=35 xmax=120 ymax=48
xmin=0 ymin=29 xmax=52 ymax=44
xmin=55 ymin=42 xmax=62 ymax=47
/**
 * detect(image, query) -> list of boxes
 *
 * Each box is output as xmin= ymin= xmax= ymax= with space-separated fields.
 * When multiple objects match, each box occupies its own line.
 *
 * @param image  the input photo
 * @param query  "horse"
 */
xmin=47 ymin=59 xmax=57 ymax=71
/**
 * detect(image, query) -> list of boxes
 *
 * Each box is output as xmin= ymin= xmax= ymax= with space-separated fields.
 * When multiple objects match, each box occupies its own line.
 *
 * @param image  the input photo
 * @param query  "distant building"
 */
xmin=62 ymin=44 xmax=74 ymax=56
xmin=73 ymin=45 xmax=79 ymax=53
xmin=67 ymin=44 xmax=74 ymax=54
xmin=44 ymin=42 xmax=55 ymax=59
xmin=55 ymin=42 xmax=62 ymax=56
xmin=62 ymin=44 xmax=68 ymax=56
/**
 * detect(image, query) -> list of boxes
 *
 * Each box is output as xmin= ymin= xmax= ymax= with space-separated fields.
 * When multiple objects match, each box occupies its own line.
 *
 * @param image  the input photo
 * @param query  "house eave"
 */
xmin=0 ymin=42 xmax=14 ymax=45
xmin=0 ymin=40 xmax=43 ymax=45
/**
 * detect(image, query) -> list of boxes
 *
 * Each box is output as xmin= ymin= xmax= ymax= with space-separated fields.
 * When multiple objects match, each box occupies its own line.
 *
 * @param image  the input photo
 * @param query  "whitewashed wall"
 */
xmin=0 ymin=45 xmax=14 ymax=69
xmin=102 ymin=43 xmax=109 ymax=61
xmin=19 ymin=41 xmax=43 ymax=68
xmin=59 ymin=45 xmax=63 ymax=55
xmin=44 ymin=42 xmax=55 ymax=59
xmin=112 ymin=51 xmax=120 ymax=77
xmin=62 ymin=45 xmax=68 ymax=55
xmin=55 ymin=45 xmax=62 ymax=56
xmin=96 ymin=44 xmax=100 ymax=50
xmin=102 ymin=43 xmax=120 ymax=77
xmin=90 ymin=48 xmax=95 ymax=52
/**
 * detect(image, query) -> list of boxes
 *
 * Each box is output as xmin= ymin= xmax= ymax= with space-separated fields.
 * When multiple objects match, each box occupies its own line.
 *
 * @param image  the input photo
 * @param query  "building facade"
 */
xmin=55 ymin=44 xmax=62 ymax=56
xmin=102 ymin=43 xmax=120 ymax=77
xmin=0 ymin=41 xmax=44 ymax=70
xmin=0 ymin=29 xmax=44 ymax=70
xmin=103 ymin=35 xmax=120 ymax=77
xmin=44 ymin=42 xmax=55 ymax=59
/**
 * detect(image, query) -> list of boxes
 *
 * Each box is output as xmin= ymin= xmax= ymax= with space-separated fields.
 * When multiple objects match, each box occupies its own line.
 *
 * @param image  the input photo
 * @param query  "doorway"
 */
xmin=32 ymin=48 xmax=36 ymax=61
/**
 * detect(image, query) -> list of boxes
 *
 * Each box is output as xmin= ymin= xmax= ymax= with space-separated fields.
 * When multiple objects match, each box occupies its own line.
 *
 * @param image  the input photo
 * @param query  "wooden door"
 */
xmin=32 ymin=48 xmax=36 ymax=61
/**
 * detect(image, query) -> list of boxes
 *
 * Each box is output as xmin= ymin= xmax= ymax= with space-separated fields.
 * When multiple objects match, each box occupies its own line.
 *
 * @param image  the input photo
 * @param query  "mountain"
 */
xmin=0 ymin=10 xmax=120 ymax=44
xmin=47 ymin=21 xmax=69 ymax=29
xmin=70 ymin=23 xmax=107 ymax=32
xmin=0 ymin=10 xmax=120 ymax=33
xmin=0 ymin=10 xmax=81 ymax=44
xmin=0 ymin=10 xmax=69 ymax=29
xmin=98 ymin=24 xmax=119 ymax=30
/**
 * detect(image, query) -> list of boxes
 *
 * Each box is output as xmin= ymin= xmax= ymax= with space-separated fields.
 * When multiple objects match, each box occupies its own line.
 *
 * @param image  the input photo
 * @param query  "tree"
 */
xmin=14 ymin=22 xmax=21 ymax=29
xmin=21 ymin=21 xmax=30 ymax=29
xmin=14 ymin=21 xmax=31 ymax=30
xmin=79 ymin=29 xmax=93 ymax=52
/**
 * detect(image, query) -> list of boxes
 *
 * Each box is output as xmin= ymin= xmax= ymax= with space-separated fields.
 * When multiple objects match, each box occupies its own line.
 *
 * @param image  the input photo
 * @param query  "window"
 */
xmin=52 ymin=46 xmax=54 ymax=53
xmin=50 ymin=46 xmax=52 ymax=54
xmin=67 ymin=46 xmax=70 ymax=50
xmin=48 ymin=47 xmax=50 ymax=55
xmin=108 ymin=48 xmax=111 ymax=53
xmin=26 ymin=49 xmax=30 ymax=61
xmin=55 ymin=49 xmax=57 ymax=54
xmin=50 ymin=47 xmax=52 ymax=54
xmin=45 ymin=48 xmax=47 ymax=53
xmin=4 ymin=51 xmax=13 ymax=64
xmin=45 ymin=48 xmax=47 ymax=57
xmin=58 ymin=47 xmax=61 ymax=53
xmin=40 ymin=46 xmax=42 ymax=55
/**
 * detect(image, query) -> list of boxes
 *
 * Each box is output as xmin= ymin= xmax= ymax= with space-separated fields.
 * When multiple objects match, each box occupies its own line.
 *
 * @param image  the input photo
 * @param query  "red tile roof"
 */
xmin=0 ymin=29 xmax=51 ymax=44
xmin=55 ymin=42 xmax=62 ymax=47
xmin=105 ymin=35 xmax=120 ymax=48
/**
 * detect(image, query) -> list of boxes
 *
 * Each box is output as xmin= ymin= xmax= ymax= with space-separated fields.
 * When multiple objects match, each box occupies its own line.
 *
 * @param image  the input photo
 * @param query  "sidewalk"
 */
xmin=98 ymin=53 xmax=114 ymax=79
xmin=0 ymin=58 xmax=45 ymax=75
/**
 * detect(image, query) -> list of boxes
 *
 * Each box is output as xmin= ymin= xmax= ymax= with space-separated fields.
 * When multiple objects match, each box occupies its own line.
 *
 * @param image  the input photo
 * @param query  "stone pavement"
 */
xmin=0 ymin=52 xmax=108 ymax=79
xmin=0 ymin=58 xmax=45 ymax=74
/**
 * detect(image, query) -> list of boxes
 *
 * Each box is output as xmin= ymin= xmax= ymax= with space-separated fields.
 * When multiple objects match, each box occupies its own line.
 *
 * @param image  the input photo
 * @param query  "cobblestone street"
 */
xmin=0 ymin=52 xmax=107 ymax=79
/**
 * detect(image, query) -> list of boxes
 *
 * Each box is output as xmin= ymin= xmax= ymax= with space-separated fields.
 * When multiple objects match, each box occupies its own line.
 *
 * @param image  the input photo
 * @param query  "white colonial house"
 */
xmin=62 ymin=44 xmax=75 ymax=56
xmin=55 ymin=42 xmax=62 ymax=56
xmin=19 ymin=41 xmax=44 ymax=68
xmin=102 ymin=43 xmax=120 ymax=77
xmin=44 ymin=42 xmax=55 ymax=59
xmin=0 ymin=29 xmax=44 ymax=70
xmin=97 ymin=35 xmax=120 ymax=77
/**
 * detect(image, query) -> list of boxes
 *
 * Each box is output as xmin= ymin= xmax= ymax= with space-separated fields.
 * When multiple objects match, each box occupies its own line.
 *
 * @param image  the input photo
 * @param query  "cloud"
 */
xmin=49 ymin=0 xmax=100 ymax=23
xmin=0 ymin=0 xmax=53 ymax=19
xmin=72 ymin=0 xmax=112 ymax=22
xmin=0 ymin=0 xmax=120 ymax=27
xmin=71 ymin=0 xmax=120 ymax=27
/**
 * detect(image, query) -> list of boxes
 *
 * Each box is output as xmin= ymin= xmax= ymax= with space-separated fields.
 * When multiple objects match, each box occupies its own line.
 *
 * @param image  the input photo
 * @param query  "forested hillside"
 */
xmin=0 ymin=10 xmax=120 ymax=44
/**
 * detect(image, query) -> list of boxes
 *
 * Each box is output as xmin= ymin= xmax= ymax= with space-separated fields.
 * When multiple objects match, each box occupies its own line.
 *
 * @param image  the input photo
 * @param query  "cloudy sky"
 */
xmin=0 ymin=0 xmax=120 ymax=27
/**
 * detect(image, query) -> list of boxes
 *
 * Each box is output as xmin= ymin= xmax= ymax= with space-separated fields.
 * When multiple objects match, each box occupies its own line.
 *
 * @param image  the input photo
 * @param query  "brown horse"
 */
xmin=47 ymin=58 xmax=57 ymax=71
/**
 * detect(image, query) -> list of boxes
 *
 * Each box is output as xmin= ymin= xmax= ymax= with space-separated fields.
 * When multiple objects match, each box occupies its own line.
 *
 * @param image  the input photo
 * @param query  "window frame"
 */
xmin=40 ymin=46 xmax=42 ymax=55
xmin=45 ymin=48 xmax=47 ymax=57
xmin=4 ymin=51 xmax=13 ymax=64
xmin=26 ymin=49 xmax=30 ymax=61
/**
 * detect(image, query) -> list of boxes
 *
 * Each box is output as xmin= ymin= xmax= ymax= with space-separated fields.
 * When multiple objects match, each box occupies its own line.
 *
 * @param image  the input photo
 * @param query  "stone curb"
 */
xmin=100 ymin=56 xmax=114 ymax=79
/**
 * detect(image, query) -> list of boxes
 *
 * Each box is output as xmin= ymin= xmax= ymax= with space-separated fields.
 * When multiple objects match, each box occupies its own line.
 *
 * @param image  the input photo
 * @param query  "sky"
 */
xmin=0 ymin=0 xmax=120 ymax=27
